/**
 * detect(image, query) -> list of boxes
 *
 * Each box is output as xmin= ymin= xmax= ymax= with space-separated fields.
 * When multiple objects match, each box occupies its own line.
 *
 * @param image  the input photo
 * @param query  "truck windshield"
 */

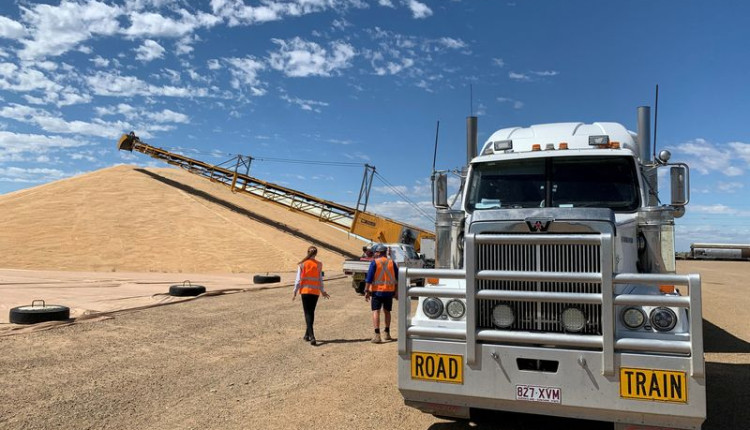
xmin=466 ymin=155 xmax=640 ymax=212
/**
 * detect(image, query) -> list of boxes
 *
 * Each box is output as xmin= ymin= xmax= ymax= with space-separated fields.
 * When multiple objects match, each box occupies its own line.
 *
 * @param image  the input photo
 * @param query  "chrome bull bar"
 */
xmin=398 ymin=233 xmax=704 ymax=378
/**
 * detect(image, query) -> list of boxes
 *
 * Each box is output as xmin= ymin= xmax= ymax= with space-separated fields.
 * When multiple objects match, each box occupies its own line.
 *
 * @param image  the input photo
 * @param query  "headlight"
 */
xmin=561 ymin=307 xmax=586 ymax=332
xmin=446 ymin=299 xmax=466 ymax=319
xmin=422 ymin=298 xmax=444 ymax=319
xmin=492 ymin=304 xmax=514 ymax=328
xmin=650 ymin=307 xmax=677 ymax=331
xmin=621 ymin=307 xmax=646 ymax=329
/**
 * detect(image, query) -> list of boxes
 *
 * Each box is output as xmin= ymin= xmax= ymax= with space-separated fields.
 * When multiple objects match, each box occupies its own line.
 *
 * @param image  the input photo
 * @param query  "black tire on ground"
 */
xmin=354 ymin=281 xmax=366 ymax=295
xmin=168 ymin=282 xmax=206 ymax=297
xmin=253 ymin=274 xmax=281 ymax=284
xmin=9 ymin=301 xmax=70 ymax=324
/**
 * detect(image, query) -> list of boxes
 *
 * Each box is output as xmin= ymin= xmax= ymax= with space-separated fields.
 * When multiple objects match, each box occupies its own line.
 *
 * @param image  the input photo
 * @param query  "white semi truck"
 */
xmin=397 ymin=107 xmax=705 ymax=430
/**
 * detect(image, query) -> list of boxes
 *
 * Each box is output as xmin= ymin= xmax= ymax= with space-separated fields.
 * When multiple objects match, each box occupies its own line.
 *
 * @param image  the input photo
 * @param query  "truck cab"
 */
xmin=397 ymin=110 xmax=704 ymax=430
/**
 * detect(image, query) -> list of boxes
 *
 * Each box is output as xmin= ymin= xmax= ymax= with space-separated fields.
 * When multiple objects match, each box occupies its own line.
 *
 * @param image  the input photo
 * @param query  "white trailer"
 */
xmin=398 ymin=108 xmax=705 ymax=429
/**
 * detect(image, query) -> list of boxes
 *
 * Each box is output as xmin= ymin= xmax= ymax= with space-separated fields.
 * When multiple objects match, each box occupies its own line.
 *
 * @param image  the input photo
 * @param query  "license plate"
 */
xmin=515 ymin=384 xmax=561 ymax=404
xmin=411 ymin=352 xmax=463 ymax=384
xmin=620 ymin=367 xmax=687 ymax=403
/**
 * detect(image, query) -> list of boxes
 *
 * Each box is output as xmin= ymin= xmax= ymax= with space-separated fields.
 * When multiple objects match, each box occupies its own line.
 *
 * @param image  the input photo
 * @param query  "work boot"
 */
xmin=310 ymin=337 xmax=317 ymax=346
xmin=371 ymin=333 xmax=381 ymax=344
xmin=303 ymin=333 xmax=310 ymax=341
xmin=383 ymin=331 xmax=393 ymax=341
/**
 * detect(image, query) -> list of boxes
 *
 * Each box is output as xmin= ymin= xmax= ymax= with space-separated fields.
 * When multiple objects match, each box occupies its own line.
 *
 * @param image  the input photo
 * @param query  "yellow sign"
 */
xmin=411 ymin=352 xmax=463 ymax=384
xmin=620 ymin=367 xmax=687 ymax=403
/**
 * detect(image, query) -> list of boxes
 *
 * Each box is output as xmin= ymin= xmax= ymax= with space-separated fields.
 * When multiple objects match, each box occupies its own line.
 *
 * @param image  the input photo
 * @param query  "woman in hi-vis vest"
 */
xmin=292 ymin=246 xmax=329 ymax=346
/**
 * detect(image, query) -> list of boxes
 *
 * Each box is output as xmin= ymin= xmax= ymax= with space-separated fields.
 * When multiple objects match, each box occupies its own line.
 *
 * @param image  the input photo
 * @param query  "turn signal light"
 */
xmin=659 ymin=285 xmax=675 ymax=294
xmin=427 ymin=278 xmax=440 ymax=285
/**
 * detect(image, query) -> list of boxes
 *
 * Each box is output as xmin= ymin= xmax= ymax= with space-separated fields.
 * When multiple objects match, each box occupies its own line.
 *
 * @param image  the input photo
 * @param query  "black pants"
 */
xmin=301 ymin=294 xmax=319 ymax=339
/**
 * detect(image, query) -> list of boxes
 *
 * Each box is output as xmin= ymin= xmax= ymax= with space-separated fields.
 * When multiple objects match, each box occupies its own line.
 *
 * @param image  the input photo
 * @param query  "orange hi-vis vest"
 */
xmin=299 ymin=259 xmax=323 ymax=295
xmin=371 ymin=257 xmax=396 ymax=293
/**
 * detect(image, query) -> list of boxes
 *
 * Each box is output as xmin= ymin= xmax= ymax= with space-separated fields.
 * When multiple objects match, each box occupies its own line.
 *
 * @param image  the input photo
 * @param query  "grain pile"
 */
xmin=0 ymin=165 xmax=364 ymax=273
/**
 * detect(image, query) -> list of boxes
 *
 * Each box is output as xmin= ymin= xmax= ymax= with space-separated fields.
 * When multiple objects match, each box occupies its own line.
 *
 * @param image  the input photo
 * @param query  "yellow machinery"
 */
xmin=117 ymin=133 xmax=435 ymax=251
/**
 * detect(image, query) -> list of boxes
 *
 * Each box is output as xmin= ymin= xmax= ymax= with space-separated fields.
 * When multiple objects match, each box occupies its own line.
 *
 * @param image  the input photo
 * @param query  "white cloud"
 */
xmin=86 ymin=71 xmax=210 ymax=97
xmin=492 ymin=58 xmax=505 ymax=67
xmin=122 ymin=9 xmax=220 ymax=38
xmin=0 ymin=103 xmax=129 ymax=138
xmin=378 ymin=0 xmax=395 ymax=7
xmin=91 ymin=56 xmax=110 ymax=67
xmin=728 ymin=141 xmax=750 ymax=165
xmin=674 ymin=138 xmax=745 ymax=177
xmin=0 ymin=166 xmax=71 ymax=183
xmin=0 ymin=131 xmax=91 ymax=162
xmin=0 ymin=15 xmax=27 ymax=39
xmin=268 ymin=37 xmax=355 ymax=77
xmin=716 ymin=181 xmax=744 ymax=193
xmin=439 ymin=37 xmax=467 ymax=49
xmin=689 ymin=204 xmax=750 ymax=219
xmin=224 ymin=56 xmax=266 ymax=94
xmin=406 ymin=0 xmax=433 ymax=19
xmin=135 ymin=39 xmax=166 ymax=62
xmin=367 ymin=200 xmax=434 ymax=230
xmin=0 ymin=62 xmax=62 ymax=92
xmin=531 ymin=70 xmax=559 ymax=77
xmin=147 ymin=109 xmax=189 ymax=123
xmin=281 ymin=94 xmax=329 ymax=112
xmin=497 ymin=97 xmax=523 ymax=109
xmin=18 ymin=0 xmax=123 ymax=60
xmin=509 ymin=71 xmax=531 ymax=81
xmin=211 ymin=0 xmax=367 ymax=26
xmin=207 ymin=59 xmax=221 ymax=70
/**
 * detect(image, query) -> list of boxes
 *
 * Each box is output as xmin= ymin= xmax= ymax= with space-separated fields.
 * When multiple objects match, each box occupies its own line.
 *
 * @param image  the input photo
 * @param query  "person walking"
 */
xmin=364 ymin=243 xmax=398 ymax=343
xmin=292 ymin=246 xmax=329 ymax=346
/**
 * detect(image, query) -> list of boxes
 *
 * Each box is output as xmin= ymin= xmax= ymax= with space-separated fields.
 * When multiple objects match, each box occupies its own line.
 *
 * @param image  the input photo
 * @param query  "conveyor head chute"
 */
xmin=117 ymin=132 xmax=139 ymax=151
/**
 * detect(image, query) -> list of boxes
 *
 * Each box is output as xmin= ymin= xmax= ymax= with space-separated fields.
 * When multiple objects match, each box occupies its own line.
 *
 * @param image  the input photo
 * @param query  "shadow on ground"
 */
xmin=703 ymin=318 xmax=750 ymax=353
xmin=421 ymin=319 xmax=750 ymax=429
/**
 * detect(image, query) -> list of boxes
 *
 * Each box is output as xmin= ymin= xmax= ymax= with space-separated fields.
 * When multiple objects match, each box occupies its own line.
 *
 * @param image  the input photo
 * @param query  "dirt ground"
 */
xmin=0 ymin=261 xmax=748 ymax=430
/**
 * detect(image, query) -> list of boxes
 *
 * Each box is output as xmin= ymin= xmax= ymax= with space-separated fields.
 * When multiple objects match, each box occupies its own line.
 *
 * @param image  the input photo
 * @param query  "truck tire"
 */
xmin=354 ymin=281 xmax=366 ymax=295
xmin=253 ymin=274 xmax=281 ymax=284
xmin=169 ymin=281 xmax=206 ymax=297
xmin=9 ymin=301 xmax=70 ymax=324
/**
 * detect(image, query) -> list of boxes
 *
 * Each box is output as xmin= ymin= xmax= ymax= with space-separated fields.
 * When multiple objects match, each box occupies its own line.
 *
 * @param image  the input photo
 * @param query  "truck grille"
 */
xmin=476 ymin=240 xmax=602 ymax=335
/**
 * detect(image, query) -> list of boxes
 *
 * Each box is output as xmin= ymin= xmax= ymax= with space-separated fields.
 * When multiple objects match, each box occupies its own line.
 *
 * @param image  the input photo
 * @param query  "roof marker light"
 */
xmin=559 ymin=142 xmax=569 ymax=150
xmin=493 ymin=140 xmax=513 ymax=151
xmin=610 ymin=141 xmax=621 ymax=149
xmin=545 ymin=143 xmax=555 ymax=151
xmin=532 ymin=144 xmax=541 ymax=151
xmin=589 ymin=135 xmax=610 ymax=146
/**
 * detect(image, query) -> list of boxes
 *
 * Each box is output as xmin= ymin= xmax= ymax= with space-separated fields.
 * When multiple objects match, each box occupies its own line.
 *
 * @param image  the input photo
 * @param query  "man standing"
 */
xmin=364 ymin=243 xmax=398 ymax=343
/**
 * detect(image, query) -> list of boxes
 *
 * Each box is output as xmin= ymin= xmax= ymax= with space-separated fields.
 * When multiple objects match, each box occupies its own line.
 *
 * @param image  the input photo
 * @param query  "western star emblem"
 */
xmin=525 ymin=219 xmax=552 ymax=232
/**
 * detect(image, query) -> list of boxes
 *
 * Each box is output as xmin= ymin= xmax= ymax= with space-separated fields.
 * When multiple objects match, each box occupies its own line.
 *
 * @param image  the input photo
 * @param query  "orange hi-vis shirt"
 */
xmin=371 ymin=257 xmax=396 ymax=293
xmin=298 ymin=259 xmax=323 ymax=295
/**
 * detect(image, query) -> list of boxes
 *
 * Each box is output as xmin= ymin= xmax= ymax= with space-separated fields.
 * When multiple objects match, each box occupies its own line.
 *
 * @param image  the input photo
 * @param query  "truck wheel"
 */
xmin=355 ymin=281 xmax=366 ymax=295
xmin=9 ymin=301 xmax=70 ymax=324
xmin=169 ymin=281 xmax=206 ymax=297
xmin=253 ymin=274 xmax=281 ymax=284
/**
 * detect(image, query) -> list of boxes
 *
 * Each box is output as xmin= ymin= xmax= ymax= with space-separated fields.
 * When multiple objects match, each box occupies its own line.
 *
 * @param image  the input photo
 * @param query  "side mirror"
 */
xmin=670 ymin=165 xmax=689 ymax=206
xmin=432 ymin=172 xmax=448 ymax=208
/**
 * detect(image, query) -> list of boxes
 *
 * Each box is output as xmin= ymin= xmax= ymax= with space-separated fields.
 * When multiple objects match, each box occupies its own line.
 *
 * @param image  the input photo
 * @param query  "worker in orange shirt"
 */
xmin=364 ymin=243 xmax=398 ymax=343
xmin=293 ymin=246 xmax=329 ymax=346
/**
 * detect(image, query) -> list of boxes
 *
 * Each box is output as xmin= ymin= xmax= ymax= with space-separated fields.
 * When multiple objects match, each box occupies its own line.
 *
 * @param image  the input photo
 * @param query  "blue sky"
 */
xmin=1 ymin=0 xmax=749 ymax=251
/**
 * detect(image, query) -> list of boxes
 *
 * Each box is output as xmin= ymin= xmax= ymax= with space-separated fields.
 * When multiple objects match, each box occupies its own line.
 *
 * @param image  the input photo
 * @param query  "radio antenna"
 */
xmin=653 ymin=84 xmax=659 ymax=161
xmin=432 ymin=120 xmax=440 ymax=172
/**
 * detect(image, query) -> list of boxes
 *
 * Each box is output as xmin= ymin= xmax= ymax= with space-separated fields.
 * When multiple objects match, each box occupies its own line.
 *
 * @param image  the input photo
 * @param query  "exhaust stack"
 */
xmin=466 ymin=116 xmax=477 ymax=164
xmin=637 ymin=106 xmax=651 ymax=164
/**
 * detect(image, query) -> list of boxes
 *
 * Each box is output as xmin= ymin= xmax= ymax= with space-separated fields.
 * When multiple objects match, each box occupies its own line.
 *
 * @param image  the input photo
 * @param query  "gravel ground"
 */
xmin=0 ymin=262 xmax=748 ymax=430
